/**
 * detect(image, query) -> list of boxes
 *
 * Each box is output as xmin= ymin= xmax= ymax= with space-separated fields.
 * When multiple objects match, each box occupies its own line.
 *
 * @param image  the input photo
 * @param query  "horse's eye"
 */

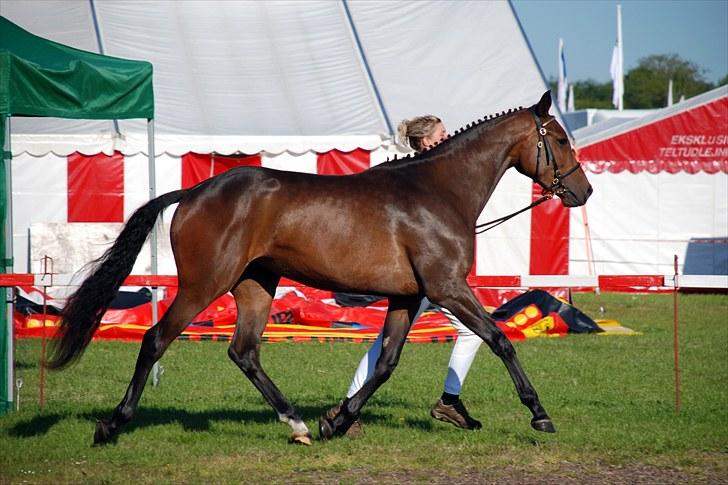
xmin=557 ymin=138 xmax=568 ymax=145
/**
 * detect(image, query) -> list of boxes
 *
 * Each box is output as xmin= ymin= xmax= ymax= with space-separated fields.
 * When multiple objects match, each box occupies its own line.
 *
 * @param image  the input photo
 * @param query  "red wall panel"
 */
xmin=181 ymin=153 xmax=261 ymax=189
xmin=529 ymin=183 xmax=569 ymax=275
xmin=67 ymin=151 xmax=124 ymax=222
xmin=316 ymin=149 xmax=370 ymax=175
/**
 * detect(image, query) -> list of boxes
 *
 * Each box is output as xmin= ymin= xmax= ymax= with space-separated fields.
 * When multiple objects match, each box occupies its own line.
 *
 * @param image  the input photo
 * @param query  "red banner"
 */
xmin=579 ymin=97 xmax=728 ymax=174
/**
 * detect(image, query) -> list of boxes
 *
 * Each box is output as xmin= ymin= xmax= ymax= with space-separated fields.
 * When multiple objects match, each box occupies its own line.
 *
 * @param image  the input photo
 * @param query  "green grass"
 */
xmin=1 ymin=293 xmax=727 ymax=483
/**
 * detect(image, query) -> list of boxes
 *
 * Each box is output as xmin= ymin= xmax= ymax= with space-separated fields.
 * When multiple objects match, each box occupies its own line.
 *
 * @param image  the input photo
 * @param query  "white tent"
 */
xmin=2 ymin=0 xmax=550 ymax=137
xmin=4 ymin=0 xmax=571 ymax=279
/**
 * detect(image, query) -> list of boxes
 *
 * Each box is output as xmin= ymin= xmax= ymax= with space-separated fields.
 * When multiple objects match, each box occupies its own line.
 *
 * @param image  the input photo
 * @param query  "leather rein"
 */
xmin=475 ymin=111 xmax=580 ymax=234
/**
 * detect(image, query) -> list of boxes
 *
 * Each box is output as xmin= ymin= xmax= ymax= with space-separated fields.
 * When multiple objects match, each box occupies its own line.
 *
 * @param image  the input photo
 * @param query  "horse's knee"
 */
xmin=140 ymin=326 xmax=164 ymax=360
xmin=491 ymin=331 xmax=516 ymax=359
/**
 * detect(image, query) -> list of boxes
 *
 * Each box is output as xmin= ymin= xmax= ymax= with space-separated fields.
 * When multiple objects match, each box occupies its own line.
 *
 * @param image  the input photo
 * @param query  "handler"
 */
xmin=331 ymin=116 xmax=484 ymax=435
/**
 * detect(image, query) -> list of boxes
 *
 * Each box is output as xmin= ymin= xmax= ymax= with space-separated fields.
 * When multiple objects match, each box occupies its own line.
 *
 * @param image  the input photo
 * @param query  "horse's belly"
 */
xmin=265 ymin=243 xmax=419 ymax=296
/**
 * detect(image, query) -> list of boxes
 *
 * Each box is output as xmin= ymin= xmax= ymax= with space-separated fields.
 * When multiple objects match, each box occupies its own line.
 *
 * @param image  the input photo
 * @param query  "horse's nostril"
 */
xmin=586 ymin=186 xmax=593 ymax=196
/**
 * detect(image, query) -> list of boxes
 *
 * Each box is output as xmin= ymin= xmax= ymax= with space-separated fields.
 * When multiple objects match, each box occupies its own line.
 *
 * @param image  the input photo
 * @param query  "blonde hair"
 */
xmin=397 ymin=115 xmax=442 ymax=152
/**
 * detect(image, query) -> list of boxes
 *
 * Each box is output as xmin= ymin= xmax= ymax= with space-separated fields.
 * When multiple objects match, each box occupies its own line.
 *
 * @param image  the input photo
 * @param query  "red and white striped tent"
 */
xmin=4 ymin=1 xmax=725 ymax=283
xmin=4 ymin=1 xmax=572 ymax=282
xmin=573 ymin=85 xmax=727 ymax=276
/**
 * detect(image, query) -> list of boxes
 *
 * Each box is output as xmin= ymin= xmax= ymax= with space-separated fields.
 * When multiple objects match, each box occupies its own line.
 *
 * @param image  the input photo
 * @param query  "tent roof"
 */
xmin=575 ymin=85 xmax=728 ymax=174
xmin=1 ymin=0 xmax=550 ymax=140
xmin=0 ymin=16 xmax=153 ymax=120
xmin=574 ymin=85 xmax=728 ymax=148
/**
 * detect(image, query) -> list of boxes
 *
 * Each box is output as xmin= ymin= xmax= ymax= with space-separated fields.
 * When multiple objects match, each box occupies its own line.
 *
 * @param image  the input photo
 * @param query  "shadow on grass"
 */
xmin=5 ymin=397 xmax=435 ymax=441
xmin=8 ymin=413 xmax=64 ymax=438
xmin=15 ymin=360 xmax=38 ymax=371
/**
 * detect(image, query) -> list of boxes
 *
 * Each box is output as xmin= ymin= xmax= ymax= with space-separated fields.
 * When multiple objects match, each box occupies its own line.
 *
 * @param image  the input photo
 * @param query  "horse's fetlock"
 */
xmin=114 ymin=406 xmax=133 ymax=425
xmin=227 ymin=346 xmax=240 ymax=363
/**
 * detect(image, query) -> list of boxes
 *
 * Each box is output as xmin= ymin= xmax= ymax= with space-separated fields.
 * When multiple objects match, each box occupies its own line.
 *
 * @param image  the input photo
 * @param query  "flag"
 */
xmin=568 ymin=84 xmax=575 ymax=112
xmin=610 ymin=5 xmax=624 ymax=110
xmin=558 ymin=38 xmax=567 ymax=112
xmin=610 ymin=44 xmax=621 ymax=108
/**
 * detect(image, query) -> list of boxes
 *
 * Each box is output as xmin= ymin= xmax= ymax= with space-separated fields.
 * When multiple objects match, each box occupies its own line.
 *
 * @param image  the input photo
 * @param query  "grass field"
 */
xmin=1 ymin=293 xmax=727 ymax=484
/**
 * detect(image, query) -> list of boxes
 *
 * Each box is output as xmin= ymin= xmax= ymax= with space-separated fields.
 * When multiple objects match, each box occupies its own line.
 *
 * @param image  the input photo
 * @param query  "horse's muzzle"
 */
xmin=560 ymin=184 xmax=593 ymax=207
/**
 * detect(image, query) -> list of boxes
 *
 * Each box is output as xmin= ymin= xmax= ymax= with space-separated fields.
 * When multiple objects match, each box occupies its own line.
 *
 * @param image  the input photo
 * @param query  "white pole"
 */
xmin=3 ymin=117 xmax=14 ymax=412
xmin=148 ymin=119 xmax=162 ymax=387
xmin=667 ymin=79 xmax=674 ymax=107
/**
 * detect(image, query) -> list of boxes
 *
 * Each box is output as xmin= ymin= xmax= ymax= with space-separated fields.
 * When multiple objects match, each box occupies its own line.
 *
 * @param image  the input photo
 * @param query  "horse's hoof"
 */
xmin=93 ymin=419 xmax=113 ymax=445
xmin=289 ymin=431 xmax=313 ymax=446
xmin=531 ymin=418 xmax=556 ymax=433
xmin=318 ymin=417 xmax=334 ymax=441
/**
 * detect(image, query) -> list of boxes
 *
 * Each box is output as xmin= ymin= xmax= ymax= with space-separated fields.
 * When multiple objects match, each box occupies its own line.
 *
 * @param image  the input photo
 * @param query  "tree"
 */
xmin=572 ymin=79 xmax=613 ymax=109
xmin=718 ymin=73 xmax=728 ymax=87
xmin=624 ymin=54 xmax=713 ymax=108
xmin=547 ymin=78 xmax=614 ymax=110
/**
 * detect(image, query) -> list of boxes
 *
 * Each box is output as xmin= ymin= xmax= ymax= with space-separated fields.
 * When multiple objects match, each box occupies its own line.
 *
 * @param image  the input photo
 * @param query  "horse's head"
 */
xmin=513 ymin=91 xmax=592 ymax=207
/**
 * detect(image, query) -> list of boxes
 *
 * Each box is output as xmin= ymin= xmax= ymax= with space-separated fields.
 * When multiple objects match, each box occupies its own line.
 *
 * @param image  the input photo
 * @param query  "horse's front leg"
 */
xmin=432 ymin=283 xmax=555 ymax=433
xmin=319 ymin=296 xmax=421 ymax=440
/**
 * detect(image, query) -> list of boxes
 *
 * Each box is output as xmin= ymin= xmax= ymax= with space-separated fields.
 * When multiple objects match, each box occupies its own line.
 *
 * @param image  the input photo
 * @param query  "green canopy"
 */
xmin=0 ymin=16 xmax=154 ymax=414
xmin=0 ymin=16 xmax=153 ymax=120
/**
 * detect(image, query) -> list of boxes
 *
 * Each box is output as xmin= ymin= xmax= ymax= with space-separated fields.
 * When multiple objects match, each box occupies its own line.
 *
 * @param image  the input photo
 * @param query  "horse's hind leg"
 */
xmin=94 ymin=289 xmax=210 ymax=444
xmin=431 ymin=282 xmax=555 ymax=433
xmin=226 ymin=270 xmax=312 ymax=445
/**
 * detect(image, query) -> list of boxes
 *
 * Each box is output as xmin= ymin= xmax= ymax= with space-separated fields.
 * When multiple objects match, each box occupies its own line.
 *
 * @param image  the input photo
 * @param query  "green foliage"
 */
xmin=624 ymin=54 xmax=713 ymax=108
xmin=1 ymin=293 xmax=726 ymax=483
xmin=718 ymin=73 xmax=728 ymax=87
xmin=572 ymin=79 xmax=614 ymax=109
xmin=557 ymin=54 xmax=719 ymax=110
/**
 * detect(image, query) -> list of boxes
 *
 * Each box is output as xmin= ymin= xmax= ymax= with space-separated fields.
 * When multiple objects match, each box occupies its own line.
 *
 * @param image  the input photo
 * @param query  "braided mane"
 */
xmin=378 ymin=106 xmax=527 ymax=166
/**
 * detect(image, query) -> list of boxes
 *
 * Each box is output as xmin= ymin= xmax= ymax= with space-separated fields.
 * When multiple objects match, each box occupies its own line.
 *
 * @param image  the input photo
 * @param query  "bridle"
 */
xmin=475 ymin=111 xmax=581 ymax=234
xmin=533 ymin=111 xmax=581 ymax=198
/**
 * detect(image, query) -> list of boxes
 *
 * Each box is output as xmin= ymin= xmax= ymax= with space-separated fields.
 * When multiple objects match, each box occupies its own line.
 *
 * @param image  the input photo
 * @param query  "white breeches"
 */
xmin=346 ymin=297 xmax=482 ymax=398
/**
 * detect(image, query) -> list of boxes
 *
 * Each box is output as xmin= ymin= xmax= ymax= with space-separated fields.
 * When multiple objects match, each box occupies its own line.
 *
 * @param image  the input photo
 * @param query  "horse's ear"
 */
xmin=535 ymin=91 xmax=553 ymax=117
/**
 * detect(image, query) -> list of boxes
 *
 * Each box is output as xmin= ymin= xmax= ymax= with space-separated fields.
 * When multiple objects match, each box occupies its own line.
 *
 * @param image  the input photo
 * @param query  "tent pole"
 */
xmin=2 ymin=116 xmax=15 ymax=414
xmin=340 ymin=0 xmax=393 ymax=135
xmin=148 ymin=119 xmax=162 ymax=386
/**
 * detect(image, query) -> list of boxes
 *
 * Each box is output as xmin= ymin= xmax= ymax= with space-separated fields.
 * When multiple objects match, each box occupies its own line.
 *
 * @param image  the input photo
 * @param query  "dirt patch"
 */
xmin=289 ymin=463 xmax=728 ymax=484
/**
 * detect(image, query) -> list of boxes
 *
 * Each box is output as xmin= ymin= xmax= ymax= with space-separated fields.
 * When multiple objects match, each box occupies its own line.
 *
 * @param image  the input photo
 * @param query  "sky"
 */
xmin=510 ymin=0 xmax=728 ymax=85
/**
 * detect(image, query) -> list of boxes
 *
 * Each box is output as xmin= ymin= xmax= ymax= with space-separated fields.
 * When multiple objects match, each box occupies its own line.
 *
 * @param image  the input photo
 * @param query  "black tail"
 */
xmin=46 ymin=190 xmax=187 ymax=370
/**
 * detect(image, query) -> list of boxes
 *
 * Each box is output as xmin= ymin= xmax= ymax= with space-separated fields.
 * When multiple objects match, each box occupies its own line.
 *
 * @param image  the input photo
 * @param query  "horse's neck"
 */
xmin=424 ymin=115 xmax=527 ymax=228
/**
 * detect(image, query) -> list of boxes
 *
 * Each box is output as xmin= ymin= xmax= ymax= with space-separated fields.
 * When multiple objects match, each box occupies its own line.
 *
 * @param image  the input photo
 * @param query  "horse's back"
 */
xmin=169 ymin=166 xmax=424 ymax=295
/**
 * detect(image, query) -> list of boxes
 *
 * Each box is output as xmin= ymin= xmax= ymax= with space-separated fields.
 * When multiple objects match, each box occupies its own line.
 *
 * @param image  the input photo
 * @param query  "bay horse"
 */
xmin=47 ymin=91 xmax=592 ymax=445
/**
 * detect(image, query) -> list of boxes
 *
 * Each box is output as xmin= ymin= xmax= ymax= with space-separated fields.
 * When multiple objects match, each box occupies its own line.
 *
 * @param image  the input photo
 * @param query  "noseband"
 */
xmin=475 ymin=111 xmax=581 ymax=234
